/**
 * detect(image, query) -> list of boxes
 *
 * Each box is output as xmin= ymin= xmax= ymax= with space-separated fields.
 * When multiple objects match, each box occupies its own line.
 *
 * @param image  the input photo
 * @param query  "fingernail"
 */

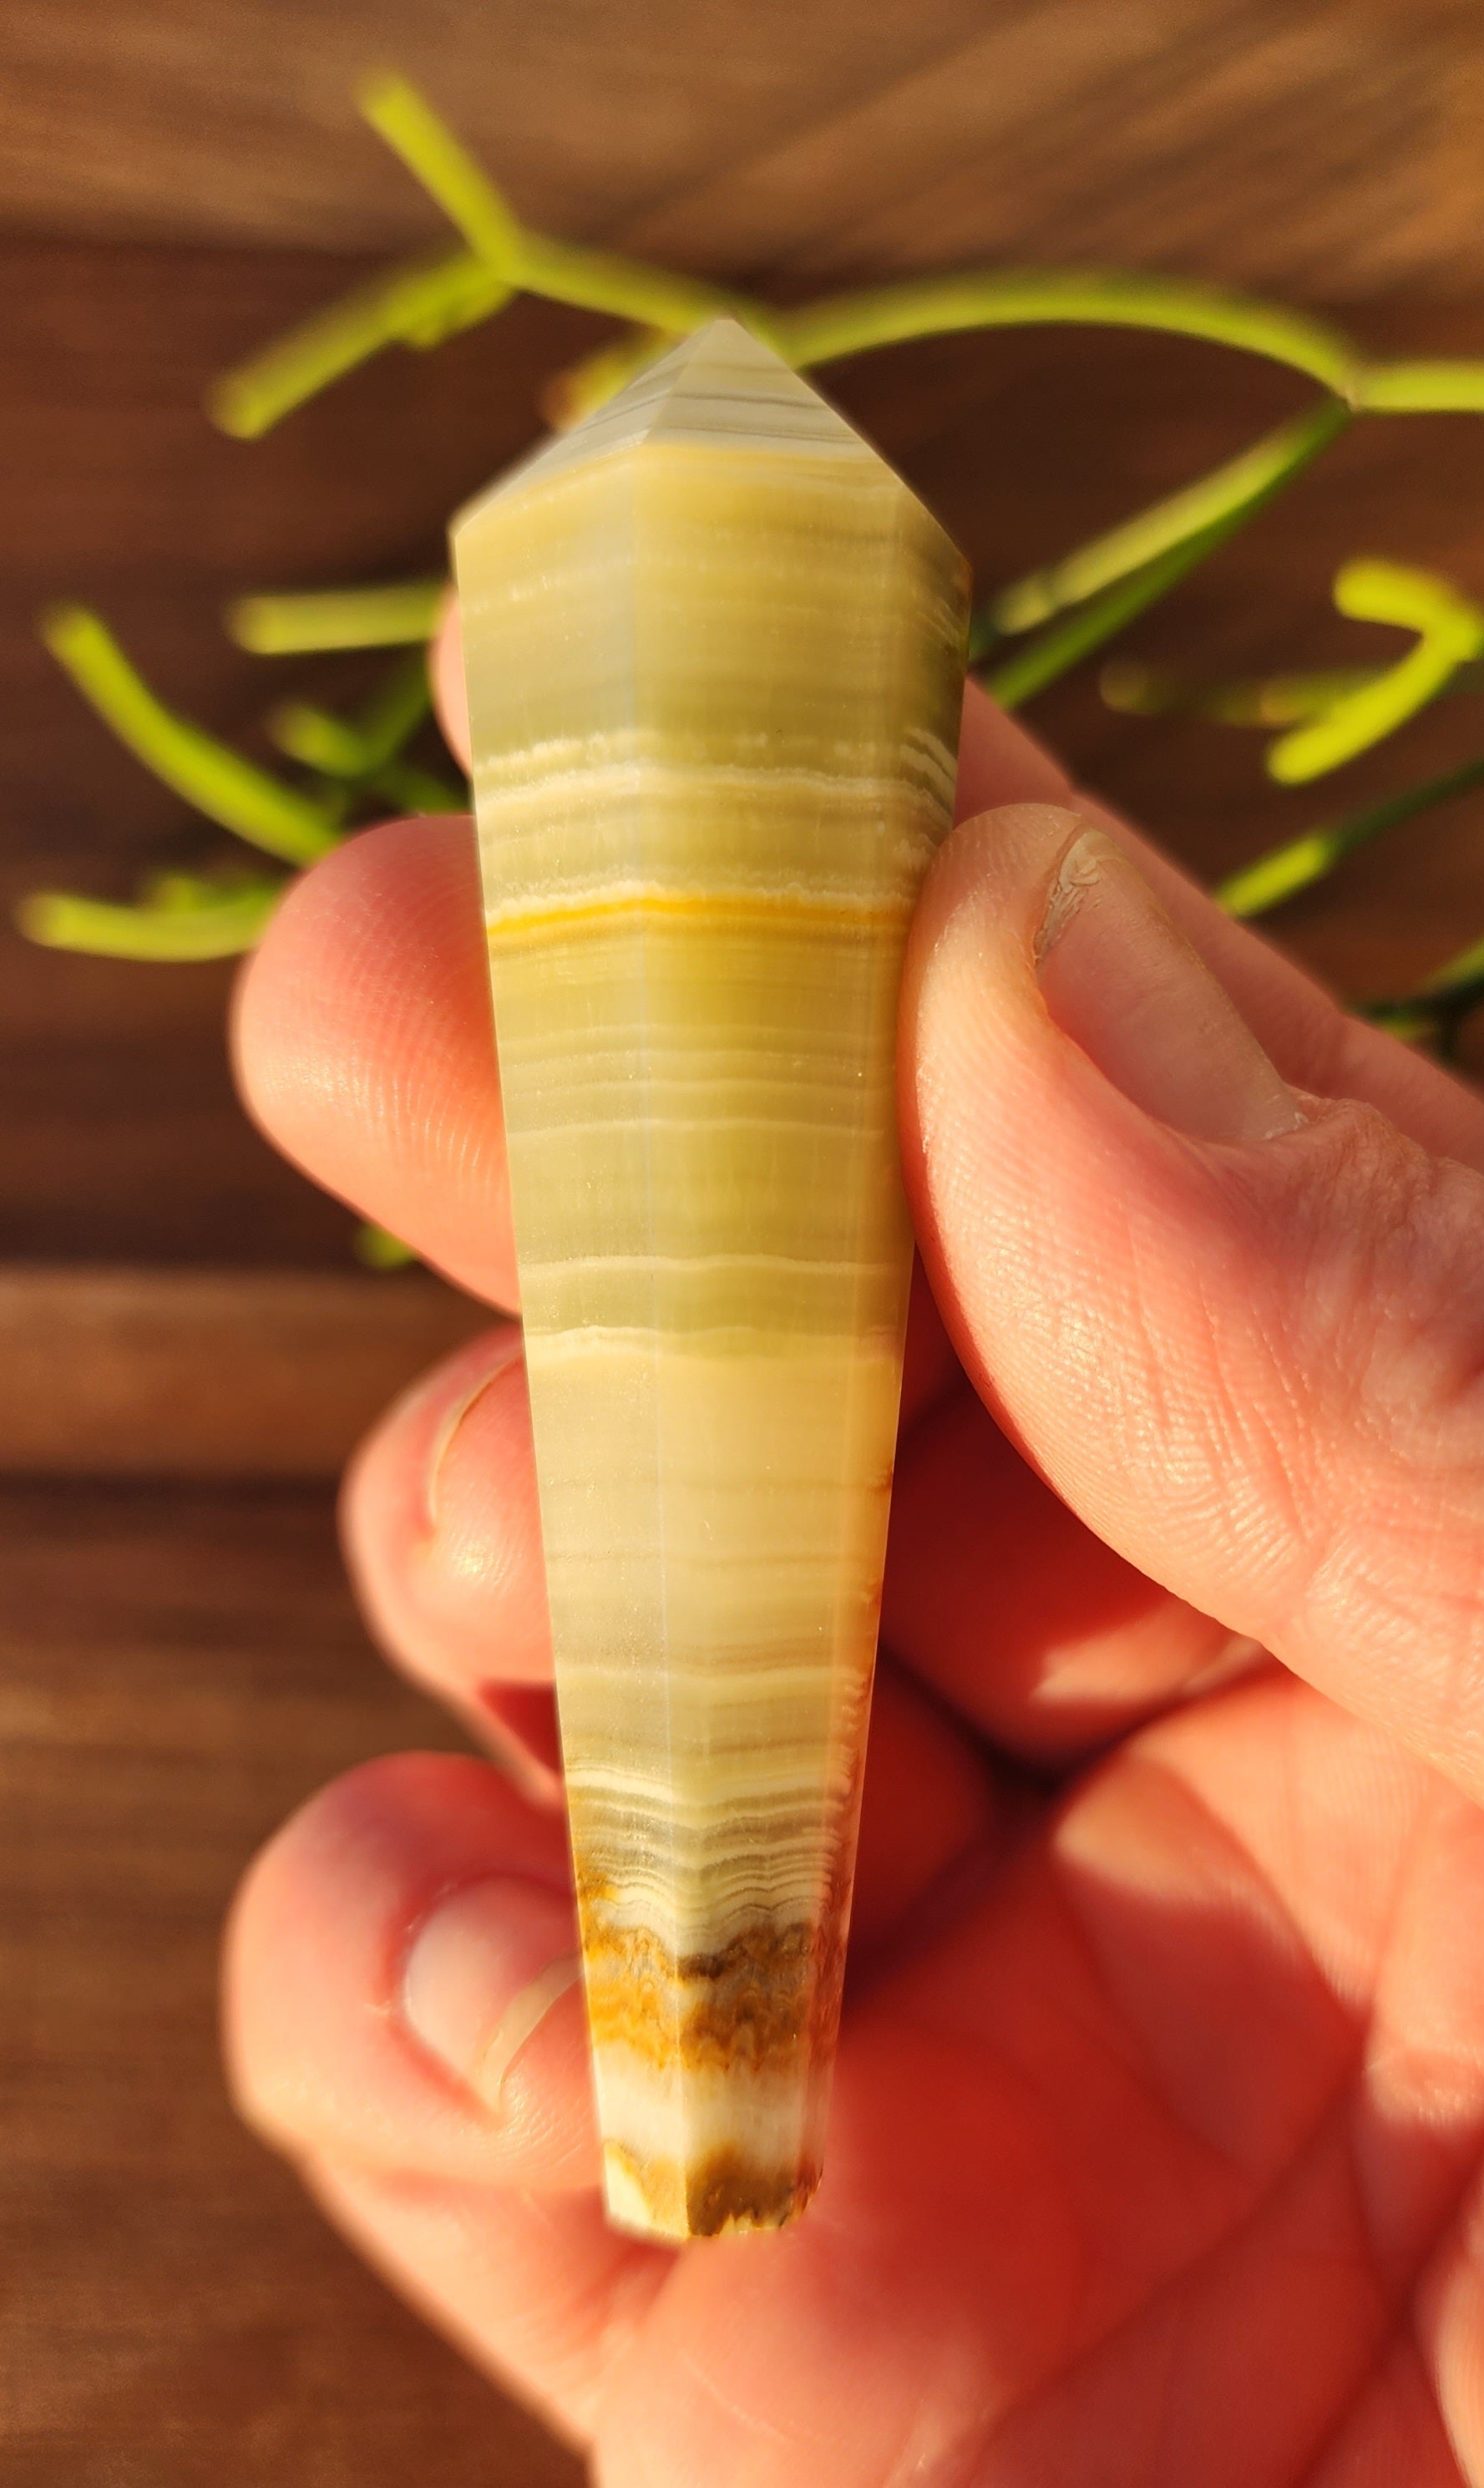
xmin=423 ymin=1326 xmax=524 ymax=1532
xmin=1036 ymin=829 xmax=1302 ymax=1144
xmin=402 ymin=1877 xmax=580 ymax=2115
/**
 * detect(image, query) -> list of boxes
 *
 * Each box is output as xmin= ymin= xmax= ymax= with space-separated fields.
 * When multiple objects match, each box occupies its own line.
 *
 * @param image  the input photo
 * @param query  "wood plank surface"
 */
xmin=0 ymin=1478 xmax=581 ymax=2488
xmin=1 ymin=1 xmax=1482 ymax=304
xmin=0 ymin=1268 xmax=494 ymax=1477
xmin=8 ymin=15 xmax=1484 ymax=2476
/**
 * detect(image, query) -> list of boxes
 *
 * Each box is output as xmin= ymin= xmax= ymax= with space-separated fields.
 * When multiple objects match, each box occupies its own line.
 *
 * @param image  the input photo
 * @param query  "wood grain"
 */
xmin=0 ymin=1267 xmax=494 ymax=1476
xmin=3 ymin=1 xmax=1484 ymax=304
xmin=0 ymin=1479 xmax=581 ymax=2488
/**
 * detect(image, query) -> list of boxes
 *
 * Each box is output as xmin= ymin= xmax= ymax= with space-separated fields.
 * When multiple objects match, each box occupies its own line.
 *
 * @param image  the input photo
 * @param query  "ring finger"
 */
xmin=341 ymin=1322 xmax=1005 ymax=1949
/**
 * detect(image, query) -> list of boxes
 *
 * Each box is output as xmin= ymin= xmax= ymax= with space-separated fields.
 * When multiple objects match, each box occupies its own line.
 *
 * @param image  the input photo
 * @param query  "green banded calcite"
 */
xmin=452 ymin=319 xmax=969 ymax=2241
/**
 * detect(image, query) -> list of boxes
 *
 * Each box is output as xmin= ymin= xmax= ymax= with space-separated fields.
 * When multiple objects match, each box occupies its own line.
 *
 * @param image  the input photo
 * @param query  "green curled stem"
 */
xmin=1265 ymin=561 xmax=1484 ymax=784
xmin=17 ymin=880 xmax=281 ymax=960
xmin=544 ymin=329 xmax=674 ymax=427
xmin=981 ymin=400 xmax=1350 ymax=646
xmin=985 ymin=534 xmax=1219 ymax=709
xmin=1102 ymin=661 xmax=1385 ymax=725
xmin=1218 ymin=753 xmax=1484 ymax=918
xmin=1419 ymin=930 xmax=1484 ymax=997
xmin=1355 ymin=362 xmax=1484 ymax=414
xmin=267 ymin=653 xmax=434 ymax=783
xmin=361 ymin=73 xmax=753 ymax=340
xmin=773 ymin=271 xmax=1360 ymax=394
xmin=1365 ymin=925 xmax=1484 ymax=1046
xmin=210 ymin=73 xmax=1484 ymax=464
xmin=365 ymin=758 xmax=467 ymax=813
xmin=267 ymin=703 xmax=366 ymax=776
xmin=982 ymin=400 xmax=1349 ymax=709
xmin=226 ymin=580 xmax=446 ymax=655
xmin=358 ymin=70 xmax=524 ymax=266
xmin=210 ymin=249 xmax=509 ymax=438
xmin=40 ymin=606 xmax=341 ymax=866
xmin=353 ymin=1221 xmax=420 ymax=1269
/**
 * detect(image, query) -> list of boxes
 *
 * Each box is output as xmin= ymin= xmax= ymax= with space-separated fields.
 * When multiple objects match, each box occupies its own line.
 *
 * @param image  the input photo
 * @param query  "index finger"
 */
xmin=230 ymin=616 xmax=1092 ymax=1312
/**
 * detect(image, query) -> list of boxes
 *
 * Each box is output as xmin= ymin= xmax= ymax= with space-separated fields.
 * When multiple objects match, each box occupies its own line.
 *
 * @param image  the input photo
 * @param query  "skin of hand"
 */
xmin=222 ymin=607 xmax=1484 ymax=2488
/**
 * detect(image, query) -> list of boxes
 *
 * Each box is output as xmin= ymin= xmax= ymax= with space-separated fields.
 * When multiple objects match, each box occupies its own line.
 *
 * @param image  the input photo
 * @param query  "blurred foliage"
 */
xmin=22 ymin=70 xmax=1484 ymax=1081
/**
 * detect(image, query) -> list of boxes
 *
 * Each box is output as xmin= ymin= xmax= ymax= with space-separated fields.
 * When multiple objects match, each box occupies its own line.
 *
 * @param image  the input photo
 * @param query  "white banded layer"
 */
xmin=453 ymin=319 xmax=969 ymax=2242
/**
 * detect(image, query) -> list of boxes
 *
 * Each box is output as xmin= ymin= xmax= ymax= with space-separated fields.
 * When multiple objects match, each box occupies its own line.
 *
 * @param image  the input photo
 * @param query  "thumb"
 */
xmin=903 ymin=802 xmax=1484 ymax=1798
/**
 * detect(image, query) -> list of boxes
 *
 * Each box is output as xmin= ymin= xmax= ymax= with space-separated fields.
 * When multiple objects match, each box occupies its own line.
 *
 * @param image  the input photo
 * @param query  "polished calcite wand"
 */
xmin=452 ymin=320 xmax=969 ymax=2242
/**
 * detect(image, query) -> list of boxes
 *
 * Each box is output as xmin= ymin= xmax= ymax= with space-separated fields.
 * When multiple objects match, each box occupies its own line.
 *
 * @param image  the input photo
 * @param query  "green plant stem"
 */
xmin=362 ymin=72 xmax=755 ymax=337
xmin=1217 ymin=752 xmax=1484 ymax=917
xmin=353 ymin=1221 xmax=419 ymax=1269
xmin=1102 ymin=659 xmax=1370 ymax=724
xmin=355 ymin=651 xmax=435 ymax=762
xmin=209 ymin=249 xmax=508 ymax=437
xmin=271 ymin=705 xmax=367 ymax=777
xmin=1266 ymin=560 xmax=1484 ymax=783
xmin=266 ymin=652 xmax=450 ymax=813
xmin=17 ymin=881 xmax=281 ymax=960
xmin=269 ymin=671 xmax=435 ymax=787
xmin=209 ymin=75 xmax=1484 ymax=449
xmin=358 ymin=71 xmax=524 ymax=264
xmin=1356 ymin=362 xmax=1484 ymax=413
xmin=544 ymin=328 xmax=673 ymax=426
xmin=981 ymin=400 xmax=1348 ymax=710
xmin=226 ymin=580 xmax=447 ymax=654
xmin=1365 ymin=1000 xmax=1446 ymax=1042
xmin=514 ymin=231 xmax=756 ymax=335
xmin=980 ymin=401 xmax=1350 ymax=645
xmin=773 ymin=271 xmax=1361 ymax=393
xmin=1421 ymin=933 xmax=1484 ymax=996
xmin=1365 ymin=928 xmax=1484 ymax=1045
xmin=1099 ymin=659 xmax=1484 ymax=725
xmin=41 ymin=606 xmax=341 ymax=866
xmin=366 ymin=758 xmax=466 ymax=813
xmin=985 ymin=535 xmax=1213 ymax=708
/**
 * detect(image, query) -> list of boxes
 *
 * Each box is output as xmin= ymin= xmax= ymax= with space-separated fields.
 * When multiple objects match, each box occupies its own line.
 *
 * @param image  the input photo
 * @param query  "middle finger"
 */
xmin=342 ymin=1321 xmax=1005 ymax=1951
xmin=342 ymin=1296 xmax=1241 ymax=1872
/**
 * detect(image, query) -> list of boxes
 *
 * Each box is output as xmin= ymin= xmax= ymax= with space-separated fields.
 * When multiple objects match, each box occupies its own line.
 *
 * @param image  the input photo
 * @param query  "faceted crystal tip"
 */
xmin=455 ymin=316 xmax=936 ymax=527
xmin=453 ymin=317 xmax=970 ymax=2242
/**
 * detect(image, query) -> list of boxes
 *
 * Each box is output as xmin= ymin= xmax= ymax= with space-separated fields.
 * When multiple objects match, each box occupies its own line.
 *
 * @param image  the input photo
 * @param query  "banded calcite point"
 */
xmin=452 ymin=320 xmax=970 ymax=2242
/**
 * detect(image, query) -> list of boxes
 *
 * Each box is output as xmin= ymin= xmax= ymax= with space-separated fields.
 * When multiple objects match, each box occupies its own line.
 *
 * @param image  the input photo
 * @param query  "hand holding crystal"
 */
xmin=223 ymin=628 xmax=1484 ymax=2482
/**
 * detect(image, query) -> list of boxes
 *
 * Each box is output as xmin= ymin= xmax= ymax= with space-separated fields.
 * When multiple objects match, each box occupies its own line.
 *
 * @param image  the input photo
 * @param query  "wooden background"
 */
xmin=6 ymin=4 xmax=1484 ymax=2480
